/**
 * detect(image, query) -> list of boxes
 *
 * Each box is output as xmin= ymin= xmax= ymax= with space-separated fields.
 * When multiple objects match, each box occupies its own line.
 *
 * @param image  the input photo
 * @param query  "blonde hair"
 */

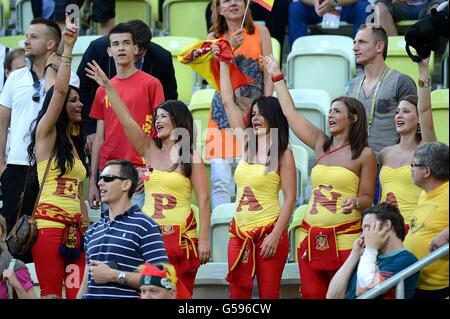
xmin=209 ymin=0 xmax=255 ymax=38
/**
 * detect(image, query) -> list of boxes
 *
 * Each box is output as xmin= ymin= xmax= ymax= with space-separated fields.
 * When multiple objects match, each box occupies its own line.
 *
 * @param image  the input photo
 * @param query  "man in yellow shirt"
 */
xmin=404 ymin=142 xmax=449 ymax=299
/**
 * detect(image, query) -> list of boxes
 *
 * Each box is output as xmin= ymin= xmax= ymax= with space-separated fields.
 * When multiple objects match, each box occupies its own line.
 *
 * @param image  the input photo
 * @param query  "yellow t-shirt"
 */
xmin=380 ymin=165 xmax=422 ymax=223
xmin=404 ymin=181 xmax=449 ymax=290
xmin=142 ymin=169 xmax=196 ymax=239
xmin=301 ymin=165 xmax=361 ymax=250
xmin=36 ymin=158 xmax=87 ymax=229
xmin=233 ymin=160 xmax=280 ymax=232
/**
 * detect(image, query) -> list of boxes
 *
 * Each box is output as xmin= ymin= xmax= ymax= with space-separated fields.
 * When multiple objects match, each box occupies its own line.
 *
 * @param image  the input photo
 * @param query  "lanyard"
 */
xmin=355 ymin=66 xmax=390 ymax=126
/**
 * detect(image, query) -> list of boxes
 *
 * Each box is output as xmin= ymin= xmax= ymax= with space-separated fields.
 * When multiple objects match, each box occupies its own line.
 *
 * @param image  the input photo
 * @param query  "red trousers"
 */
xmin=298 ymin=247 xmax=351 ymax=299
xmin=32 ymin=228 xmax=85 ymax=299
xmin=228 ymin=230 xmax=289 ymax=299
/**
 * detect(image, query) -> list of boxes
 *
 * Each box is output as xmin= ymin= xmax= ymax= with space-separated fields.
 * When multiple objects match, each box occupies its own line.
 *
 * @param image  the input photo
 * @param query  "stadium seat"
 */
xmin=287 ymin=35 xmax=356 ymax=99
xmin=163 ymin=0 xmax=210 ymax=40
xmin=288 ymin=204 xmax=307 ymax=262
xmin=191 ymin=203 xmax=200 ymax=237
xmin=26 ymin=262 xmax=41 ymax=296
xmin=210 ymin=202 xmax=234 ymax=262
xmin=271 ymin=37 xmax=281 ymax=63
xmin=152 ymin=36 xmax=200 ymax=103
xmin=85 ymin=200 xmax=101 ymax=223
xmin=290 ymin=144 xmax=309 ymax=205
xmin=15 ymin=0 xmax=33 ymax=34
xmin=395 ymin=20 xmax=416 ymax=35
xmin=114 ymin=0 xmax=152 ymax=26
xmin=189 ymin=89 xmax=214 ymax=142
xmin=279 ymin=88 xmax=331 ymax=166
xmin=386 ymin=36 xmax=435 ymax=85
xmin=431 ymin=89 xmax=449 ymax=144
xmin=0 ymin=0 xmax=11 ymax=32
xmin=190 ymin=141 xmax=211 ymax=207
xmin=193 ymin=262 xmax=229 ymax=298
xmin=280 ymin=262 xmax=300 ymax=298
xmin=72 ymin=35 xmax=101 ymax=73
xmin=0 ymin=35 xmax=25 ymax=48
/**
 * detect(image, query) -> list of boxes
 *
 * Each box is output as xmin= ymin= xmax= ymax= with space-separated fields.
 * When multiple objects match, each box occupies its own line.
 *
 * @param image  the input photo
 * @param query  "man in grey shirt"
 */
xmin=348 ymin=24 xmax=417 ymax=157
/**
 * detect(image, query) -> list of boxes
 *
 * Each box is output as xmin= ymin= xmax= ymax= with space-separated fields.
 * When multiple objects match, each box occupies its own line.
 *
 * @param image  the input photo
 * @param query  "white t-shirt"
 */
xmin=0 ymin=67 xmax=80 ymax=165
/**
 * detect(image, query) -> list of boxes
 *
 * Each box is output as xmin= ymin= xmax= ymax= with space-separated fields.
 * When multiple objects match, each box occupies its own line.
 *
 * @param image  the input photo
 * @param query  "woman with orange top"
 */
xmin=206 ymin=0 xmax=273 ymax=210
xmin=217 ymin=47 xmax=296 ymax=298
xmin=86 ymin=61 xmax=211 ymax=298
xmin=263 ymin=55 xmax=377 ymax=299
xmin=27 ymin=17 xmax=89 ymax=298
xmin=379 ymin=58 xmax=436 ymax=227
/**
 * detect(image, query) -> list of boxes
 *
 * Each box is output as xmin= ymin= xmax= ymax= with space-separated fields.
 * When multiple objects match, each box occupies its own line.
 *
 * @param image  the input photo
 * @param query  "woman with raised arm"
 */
xmin=27 ymin=16 xmax=89 ymax=299
xmin=85 ymin=61 xmax=211 ymax=298
xmin=217 ymin=52 xmax=296 ymax=299
xmin=263 ymin=55 xmax=377 ymax=299
xmin=379 ymin=58 xmax=437 ymax=227
xmin=206 ymin=0 xmax=274 ymax=211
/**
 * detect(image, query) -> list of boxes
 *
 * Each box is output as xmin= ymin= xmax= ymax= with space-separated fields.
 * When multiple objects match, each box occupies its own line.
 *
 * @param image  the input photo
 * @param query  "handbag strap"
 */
xmin=14 ymin=167 xmax=31 ymax=224
xmin=30 ymin=159 xmax=52 ymax=219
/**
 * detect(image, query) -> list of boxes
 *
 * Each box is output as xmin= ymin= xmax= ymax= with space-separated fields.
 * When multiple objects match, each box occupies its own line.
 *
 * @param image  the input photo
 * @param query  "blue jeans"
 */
xmin=288 ymin=0 xmax=370 ymax=47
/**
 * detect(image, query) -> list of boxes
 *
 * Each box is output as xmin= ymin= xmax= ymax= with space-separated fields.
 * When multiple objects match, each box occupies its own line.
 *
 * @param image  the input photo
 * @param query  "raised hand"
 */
xmin=62 ymin=13 xmax=78 ymax=48
xmin=262 ymin=54 xmax=281 ymax=77
xmin=85 ymin=60 xmax=110 ymax=87
xmin=230 ymin=28 xmax=244 ymax=51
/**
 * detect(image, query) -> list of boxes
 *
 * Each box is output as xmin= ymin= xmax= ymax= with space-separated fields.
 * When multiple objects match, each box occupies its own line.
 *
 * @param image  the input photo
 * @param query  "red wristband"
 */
xmin=271 ymin=73 xmax=284 ymax=83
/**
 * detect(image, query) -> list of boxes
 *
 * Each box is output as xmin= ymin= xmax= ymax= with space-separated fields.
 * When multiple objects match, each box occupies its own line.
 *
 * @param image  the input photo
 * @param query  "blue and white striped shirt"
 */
xmin=84 ymin=205 xmax=168 ymax=299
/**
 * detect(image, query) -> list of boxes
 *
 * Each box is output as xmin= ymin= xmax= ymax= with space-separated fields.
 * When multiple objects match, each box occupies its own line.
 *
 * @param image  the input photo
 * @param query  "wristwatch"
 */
xmin=355 ymin=198 xmax=360 ymax=209
xmin=418 ymin=78 xmax=430 ymax=88
xmin=118 ymin=271 xmax=126 ymax=285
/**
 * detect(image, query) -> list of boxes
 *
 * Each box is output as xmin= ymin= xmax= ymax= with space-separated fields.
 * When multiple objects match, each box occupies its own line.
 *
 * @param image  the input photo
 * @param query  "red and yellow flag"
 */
xmin=253 ymin=0 xmax=274 ymax=11
xmin=177 ymin=39 xmax=253 ymax=92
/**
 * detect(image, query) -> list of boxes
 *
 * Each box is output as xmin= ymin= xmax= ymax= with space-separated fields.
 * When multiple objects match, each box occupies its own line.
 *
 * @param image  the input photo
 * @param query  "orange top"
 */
xmin=205 ymin=24 xmax=264 ymax=159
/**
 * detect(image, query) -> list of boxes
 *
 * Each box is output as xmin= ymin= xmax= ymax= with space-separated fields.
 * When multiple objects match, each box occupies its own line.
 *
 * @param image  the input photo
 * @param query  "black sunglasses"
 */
xmin=411 ymin=162 xmax=425 ymax=168
xmin=32 ymin=81 xmax=41 ymax=103
xmin=99 ymin=175 xmax=128 ymax=183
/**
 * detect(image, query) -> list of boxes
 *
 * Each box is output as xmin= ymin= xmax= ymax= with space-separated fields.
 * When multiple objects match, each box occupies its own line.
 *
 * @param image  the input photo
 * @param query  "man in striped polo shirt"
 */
xmin=77 ymin=159 xmax=168 ymax=299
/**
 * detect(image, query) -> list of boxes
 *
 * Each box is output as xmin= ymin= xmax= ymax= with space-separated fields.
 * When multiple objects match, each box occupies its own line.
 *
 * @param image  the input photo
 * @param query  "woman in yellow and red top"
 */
xmin=205 ymin=0 xmax=273 ymax=209
xmin=218 ymin=55 xmax=296 ymax=299
xmin=86 ymin=62 xmax=211 ymax=298
xmin=379 ymin=57 xmax=437 ymax=227
xmin=26 ymin=18 xmax=89 ymax=298
xmin=263 ymin=55 xmax=377 ymax=299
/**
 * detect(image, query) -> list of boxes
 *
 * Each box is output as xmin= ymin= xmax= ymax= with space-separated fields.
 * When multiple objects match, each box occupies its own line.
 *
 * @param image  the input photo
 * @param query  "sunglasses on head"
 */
xmin=99 ymin=175 xmax=128 ymax=183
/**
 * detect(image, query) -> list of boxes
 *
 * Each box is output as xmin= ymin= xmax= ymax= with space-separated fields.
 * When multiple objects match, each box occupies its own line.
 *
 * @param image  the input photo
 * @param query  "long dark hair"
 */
xmin=210 ymin=0 xmax=255 ymax=38
xmin=323 ymin=96 xmax=368 ymax=160
xmin=245 ymin=96 xmax=289 ymax=165
xmin=27 ymin=86 xmax=89 ymax=177
xmin=152 ymin=100 xmax=194 ymax=178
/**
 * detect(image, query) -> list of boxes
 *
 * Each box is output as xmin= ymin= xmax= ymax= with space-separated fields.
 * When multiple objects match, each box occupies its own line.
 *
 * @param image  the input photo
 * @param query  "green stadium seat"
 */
xmin=288 ymin=204 xmax=307 ymax=262
xmin=395 ymin=20 xmax=416 ymax=34
xmin=0 ymin=35 xmax=25 ymax=48
xmin=287 ymin=35 xmax=356 ymax=99
xmin=386 ymin=36 xmax=434 ymax=85
xmin=152 ymin=35 xmax=200 ymax=102
xmin=210 ymin=202 xmax=234 ymax=263
xmin=163 ymin=0 xmax=210 ymax=40
xmin=1 ymin=0 xmax=11 ymax=31
xmin=291 ymin=144 xmax=309 ymax=205
xmin=280 ymin=262 xmax=300 ymax=298
xmin=189 ymin=88 xmax=214 ymax=143
xmin=72 ymin=35 xmax=101 ymax=73
xmin=431 ymin=89 xmax=449 ymax=144
xmin=193 ymin=262 xmax=229 ymax=298
xmin=271 ymin=37 xmax=281 ymax=64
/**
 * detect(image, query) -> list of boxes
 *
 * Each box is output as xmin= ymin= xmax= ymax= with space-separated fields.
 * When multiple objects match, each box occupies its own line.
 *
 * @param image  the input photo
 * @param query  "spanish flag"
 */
xmin=253 ymin=0 xmax=274 ymax=11
xmin=177 ymin=38 xmax=253 ymax=92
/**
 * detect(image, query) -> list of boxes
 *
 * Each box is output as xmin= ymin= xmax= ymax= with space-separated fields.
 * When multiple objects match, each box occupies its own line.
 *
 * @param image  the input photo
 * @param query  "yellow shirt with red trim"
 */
xmin=404 ymin=181 xmax=449 ymax=290
xmin=36 ymin=158 xmax=87 ymax=229
xmin=233 ymin=160 xmax=280 ymax=232
xmin=301 ymin=165 xmax=361 ymax=250
xmin=380 ymin=165 xmax=422 ymax=224
xmin=142 ymin=169 xmax=196 ymax=239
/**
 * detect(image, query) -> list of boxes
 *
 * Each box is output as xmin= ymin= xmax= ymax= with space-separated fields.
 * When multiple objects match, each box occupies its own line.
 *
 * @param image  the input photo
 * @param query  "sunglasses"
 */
xmin=99 ymin=175 xmax=128 ymax=183
xmin=32 ymin=81 xmax=41 ymax=103
xmin=410 ymin=162 xmax=425 ymax=168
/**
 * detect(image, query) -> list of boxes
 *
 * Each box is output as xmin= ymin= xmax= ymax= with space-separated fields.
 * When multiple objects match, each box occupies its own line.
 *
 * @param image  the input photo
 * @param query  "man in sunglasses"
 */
xmin=78 ymin=159 xmax=168 ymax=299
xmin=404 ymin=141 xmax=449 ymax=299
xmin=0 ymin=18 xmax=79 ymax=249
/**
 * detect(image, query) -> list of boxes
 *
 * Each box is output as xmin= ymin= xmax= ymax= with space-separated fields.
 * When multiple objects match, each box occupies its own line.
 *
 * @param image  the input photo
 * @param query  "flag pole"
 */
xmin=240 ymin=0 xmax=251 ymax=29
